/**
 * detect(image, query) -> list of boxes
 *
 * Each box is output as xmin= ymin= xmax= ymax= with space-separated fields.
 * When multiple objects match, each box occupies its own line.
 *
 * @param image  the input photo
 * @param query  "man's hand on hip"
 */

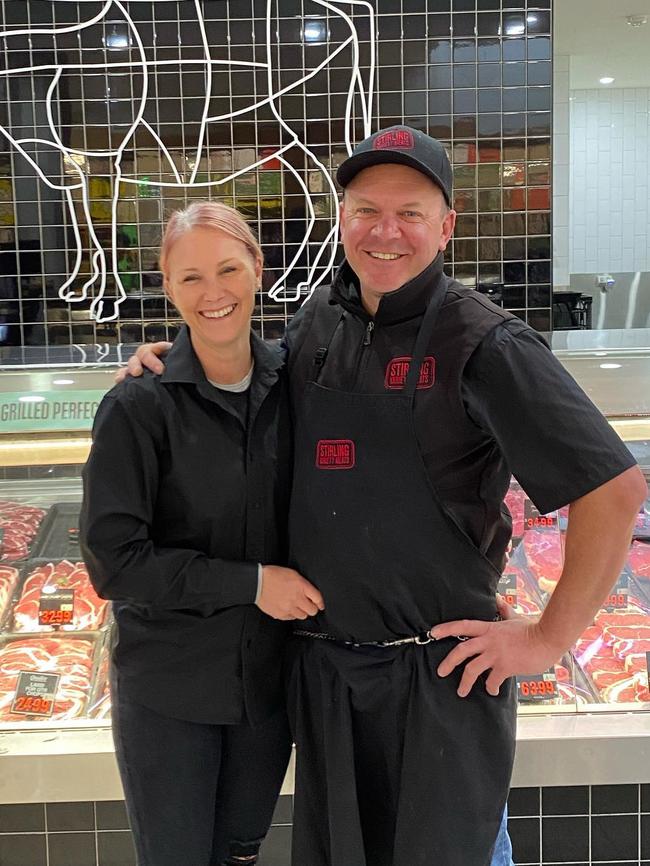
xmin=115 ymin=341 xmax=172 ymax=383
xmin=430 ymin=611 xmax=559 ymax=699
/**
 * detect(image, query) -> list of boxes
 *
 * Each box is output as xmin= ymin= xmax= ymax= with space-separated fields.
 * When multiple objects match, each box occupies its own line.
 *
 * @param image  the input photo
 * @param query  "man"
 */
xmin=123 ymin=126 xmax=647 ymax=866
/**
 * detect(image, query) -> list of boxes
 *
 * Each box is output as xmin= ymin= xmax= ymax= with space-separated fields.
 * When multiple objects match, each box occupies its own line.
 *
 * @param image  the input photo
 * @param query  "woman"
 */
xmin=80 ymin=201 xmax=323 ymax=866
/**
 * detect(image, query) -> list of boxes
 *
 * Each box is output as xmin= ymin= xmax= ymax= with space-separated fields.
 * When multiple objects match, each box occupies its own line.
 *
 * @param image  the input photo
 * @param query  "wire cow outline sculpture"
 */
xmin=0 ymin=0 xmax=376 ymax=322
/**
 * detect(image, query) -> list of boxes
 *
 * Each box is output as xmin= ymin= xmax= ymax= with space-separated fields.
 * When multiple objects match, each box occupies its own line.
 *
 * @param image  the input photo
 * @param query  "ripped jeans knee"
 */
xmin=221 ymin=839 xmax=262 ymax=865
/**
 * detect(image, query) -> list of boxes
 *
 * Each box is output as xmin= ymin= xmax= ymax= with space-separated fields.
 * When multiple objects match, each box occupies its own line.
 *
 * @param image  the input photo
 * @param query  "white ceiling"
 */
xmin=554 ymin=0 xmax=650 ymax=89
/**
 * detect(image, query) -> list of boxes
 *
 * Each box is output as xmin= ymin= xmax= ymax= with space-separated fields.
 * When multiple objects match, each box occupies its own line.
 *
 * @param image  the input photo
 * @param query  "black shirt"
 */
xmin=80 ymin=326 xmax=292 ymax=725
xmin=285 ymin=258 xmax=636 ymax=571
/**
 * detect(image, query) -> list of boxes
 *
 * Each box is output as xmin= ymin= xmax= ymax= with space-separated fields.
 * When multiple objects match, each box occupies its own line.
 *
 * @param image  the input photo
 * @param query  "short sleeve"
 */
xmin=462 ymin=320 xmax=637 ymax=514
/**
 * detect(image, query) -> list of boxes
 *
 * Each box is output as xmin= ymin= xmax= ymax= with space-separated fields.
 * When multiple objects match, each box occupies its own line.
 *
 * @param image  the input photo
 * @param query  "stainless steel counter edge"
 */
xmin=1 ymin=714 xmax=650 ymax=803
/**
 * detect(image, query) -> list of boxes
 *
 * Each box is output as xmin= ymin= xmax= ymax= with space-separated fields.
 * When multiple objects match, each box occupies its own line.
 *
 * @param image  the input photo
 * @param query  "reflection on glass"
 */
xmin=478 ymin=189 xmax=501 ymax=212
xmin=478 ymin=140 xmax=502 ymax=162
xmin=453 ymin=190 xmax=478 ymax=213
xmin=503 ymin=113 xmax=526 ymax=137
xmin=453 ymin=115 xmax=477 ymax=138
xmin=479 ymin=238 xmax=502 ymax=260
xmin=454 ymin=238 xmax=478 ymax=262
xmin=455 ymin=214 xmax=478 ymax=237
xmin=528 ymin=188 xmax=551 ymax=211
xmin=504 ymin=213 xmax=527 ymax=236
xmin=454 ymin=165 xmax=478 ymax=189
xmin=477 ymin=37 xmax=501 ymax=62
xmin=478 ymin=163 xmax=502 ymax=187
xmin=504 ymin=262 xmax=526 ymax=283
xmin=528 ymin=139 xmax=551 ymax=161
xmin=429 ymin=39 xmax=452 ymax=64
xmin=528 ymin=237 xmax=551 ymax=260
xmin=478 ymin=113 xmax=501 ymax=137
xmin=453 ymin=39 xmax=477 ymax=63
xmin=503 ymin=188 xmax=526 ymax=211
xmin=479 ymin=214 xmax=502 ymax=236
xmin=504 ymin=237 xmax=526 ymax=260
xmin=528 ymin=213 xmax=551 ymax=235
xmin=503 ymin=162 xmax=526 ymax=186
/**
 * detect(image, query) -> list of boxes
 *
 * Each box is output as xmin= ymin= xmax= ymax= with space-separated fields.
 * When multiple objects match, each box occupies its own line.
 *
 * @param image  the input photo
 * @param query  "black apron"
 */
xmin=287 ymin=288 xmax=517 ymax=866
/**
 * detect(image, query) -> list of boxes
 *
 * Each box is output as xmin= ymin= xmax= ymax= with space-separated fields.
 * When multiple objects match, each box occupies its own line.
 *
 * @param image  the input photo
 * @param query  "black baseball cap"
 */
xmin=336 ymin=125 xmax=453 ymax=205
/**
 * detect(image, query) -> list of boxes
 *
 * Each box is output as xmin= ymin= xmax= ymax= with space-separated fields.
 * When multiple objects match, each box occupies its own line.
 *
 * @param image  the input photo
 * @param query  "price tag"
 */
xmin=11 ymin=671 xmax=60 ymax=717
xmin=516 ymin=670 xmax=558 ymax=703
xmin=524 ymin=500 xmax=558 ymax=531
xmin=39 ymin=588 xmax=75 ymax=627
xmin=603 ymin=573 xmax=629 ymax=611
xmin=498 ymin=571 xmax=517 ymax=607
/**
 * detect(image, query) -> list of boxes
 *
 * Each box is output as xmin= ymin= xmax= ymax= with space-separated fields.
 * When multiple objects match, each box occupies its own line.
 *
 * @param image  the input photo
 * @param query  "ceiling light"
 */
xmin=302 ymin=19 xmax=328 ymax=43
xmin=19 ymin=395 xmax=46 ymax=403
xmin=599 ymin=363 xmax=622 ymax=369
xmin=626 ymin=14 xmax=648 ymax=27
xmin=52 ymin=378 xmax=75 ymax=385
xmin=103 ymin=24 xmax=131 ymax=50
xmin=600 ymin=77 xmax=615 ymax=85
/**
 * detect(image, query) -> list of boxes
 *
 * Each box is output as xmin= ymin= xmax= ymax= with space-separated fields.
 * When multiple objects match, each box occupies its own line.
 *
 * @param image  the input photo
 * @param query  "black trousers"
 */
xmin=111 ymin=671 xmax=292 ymax=866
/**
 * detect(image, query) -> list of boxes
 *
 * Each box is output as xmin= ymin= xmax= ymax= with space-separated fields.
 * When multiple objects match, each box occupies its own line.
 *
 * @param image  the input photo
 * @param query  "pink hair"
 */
xmin=159 ymin=201 xmax=262 ymax=273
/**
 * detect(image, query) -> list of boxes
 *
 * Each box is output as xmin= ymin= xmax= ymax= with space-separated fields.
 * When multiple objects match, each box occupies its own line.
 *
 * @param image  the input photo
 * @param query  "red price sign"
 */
xmin=516 ymin=671 xmax=558 ymax=703
xmin=604 ymin=573 xmax=629 ymax=612
xmin=498 ymin=571 xmax=517 ymax=607
xmin=39 ymin=588 xmax=75 ymax=628
xmin=11 ymin=671 xmax=60 ymax=717
xmin=524 ymin=500 xmax=557 ymax=532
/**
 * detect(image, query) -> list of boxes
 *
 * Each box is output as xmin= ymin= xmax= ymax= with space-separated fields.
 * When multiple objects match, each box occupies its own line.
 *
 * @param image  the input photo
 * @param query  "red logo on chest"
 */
xmin=385 ymin=356 xmax=436 ymax=390
xmin=373 ymin=130 xmax=415 ymax=151
xmin=316 ymin=439 xmax=356 ymax=470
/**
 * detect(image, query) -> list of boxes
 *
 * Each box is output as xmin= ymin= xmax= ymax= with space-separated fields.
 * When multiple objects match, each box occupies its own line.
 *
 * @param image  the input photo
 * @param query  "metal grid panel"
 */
xmin=0 ymin=0 xmax=552 ymax=347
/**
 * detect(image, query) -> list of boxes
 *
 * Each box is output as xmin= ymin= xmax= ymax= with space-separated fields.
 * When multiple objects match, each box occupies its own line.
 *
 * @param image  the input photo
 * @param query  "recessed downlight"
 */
xmin=600 ymin=77 xmax=615 ymax=85
xmin=52 ymin=378 xmax=75 ymax=385
xmin=19 ymin=395 xmax=46 ymax=403
xmin=599 ymin=363 xmax=622 ymax=369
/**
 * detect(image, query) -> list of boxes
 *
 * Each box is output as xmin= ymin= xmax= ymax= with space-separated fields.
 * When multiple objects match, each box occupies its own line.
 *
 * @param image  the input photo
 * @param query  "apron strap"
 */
xmin=404 ymin=279 xmax=447 ymax=398
xmin=308 ymin=291 xmax=344 ymax=385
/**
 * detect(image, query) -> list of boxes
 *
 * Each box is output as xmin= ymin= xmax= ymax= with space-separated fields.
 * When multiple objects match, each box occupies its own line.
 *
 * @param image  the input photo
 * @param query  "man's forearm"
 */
xmin=536 ymin=465 xmax=647 ymax=654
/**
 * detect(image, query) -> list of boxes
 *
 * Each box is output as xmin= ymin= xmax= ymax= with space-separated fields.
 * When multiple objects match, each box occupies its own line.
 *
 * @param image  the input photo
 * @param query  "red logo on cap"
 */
xmin=385 ymin=357 xmax=436 ymax=390
xmin=373 ymin=130 xmax=415 ymax=151
xmin=316 ymin=439 xmax=356 ymax=470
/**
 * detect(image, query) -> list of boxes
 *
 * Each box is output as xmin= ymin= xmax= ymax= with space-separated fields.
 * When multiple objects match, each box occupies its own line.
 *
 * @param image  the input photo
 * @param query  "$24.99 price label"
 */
xmin=11 ymin=671 xmax=60 ymax=717
xmin=516 ymin=670 xmax=558 ymax=703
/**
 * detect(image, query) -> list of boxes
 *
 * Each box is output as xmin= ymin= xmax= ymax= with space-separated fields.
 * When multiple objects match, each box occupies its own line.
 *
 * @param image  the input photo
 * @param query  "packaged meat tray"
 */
xmin=573 ymin=608 xmax=650 ymax=705
xmin=520 ymin=528 xmax=564 ymax=595
xmin=88 ymin=645 xmax=111 ymax=720
xmin=8 ymin=559 xmax=109 ymax=633
xmin=0 ymin=500 xmax=47 ymax=562
xmin=0 ymin=634 xmax=97 ymax=722
xmin=28 ymin=502 xmax=82 ymax=561
xmin=628 ymin=540 xmax=650 ymax=581
xmin=634 ymin=500 xmax=650 ymax=540
xmin=0 ymin=566 xmax=19 ymax=624
xmin=504 ymin=483 xmax=526 ymax=541
xmin=499 ymin=563 xmax=543 ymax=616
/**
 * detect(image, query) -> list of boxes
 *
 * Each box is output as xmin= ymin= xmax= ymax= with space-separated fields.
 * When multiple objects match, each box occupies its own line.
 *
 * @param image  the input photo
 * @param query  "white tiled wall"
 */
xmin=553 ymin=55 xmax=570 ymax=288
xmin=570 ymin=87 xmax=650 ymax=274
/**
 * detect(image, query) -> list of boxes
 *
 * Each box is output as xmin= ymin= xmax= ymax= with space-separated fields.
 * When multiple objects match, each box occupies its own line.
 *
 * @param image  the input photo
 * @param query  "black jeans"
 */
xmin=111 ymin=670 xmax=292 ymax=866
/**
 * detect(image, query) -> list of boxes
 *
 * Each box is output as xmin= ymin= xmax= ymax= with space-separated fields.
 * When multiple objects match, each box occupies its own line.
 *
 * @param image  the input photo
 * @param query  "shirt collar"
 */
xmin=329 ymin=252 xmax=447 ymax=325
xmin=160 ymin=324 xmax=284 ymax=388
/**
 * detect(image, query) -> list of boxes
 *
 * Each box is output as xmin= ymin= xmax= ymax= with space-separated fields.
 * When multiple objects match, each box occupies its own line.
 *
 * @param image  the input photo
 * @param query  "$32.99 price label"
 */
xmin=39 ymin=588 xmax=75 ymax=627
xmin=11 ymin=671 xmax=60 ymax=717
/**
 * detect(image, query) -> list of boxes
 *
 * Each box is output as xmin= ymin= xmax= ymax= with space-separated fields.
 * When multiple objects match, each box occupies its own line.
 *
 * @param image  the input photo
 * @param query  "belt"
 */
xmin=293 ymin=628 xmax=437 ymax=648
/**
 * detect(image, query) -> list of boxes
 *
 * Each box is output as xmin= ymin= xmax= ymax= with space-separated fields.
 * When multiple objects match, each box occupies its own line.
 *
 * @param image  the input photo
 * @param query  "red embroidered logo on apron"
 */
xmin=385 ymin=357 xmax=436 ymax=390
xmin=372 ymin=130 xmax=415 ymax=151
xmin=316 ymin=439 xmax=356 ymax=470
